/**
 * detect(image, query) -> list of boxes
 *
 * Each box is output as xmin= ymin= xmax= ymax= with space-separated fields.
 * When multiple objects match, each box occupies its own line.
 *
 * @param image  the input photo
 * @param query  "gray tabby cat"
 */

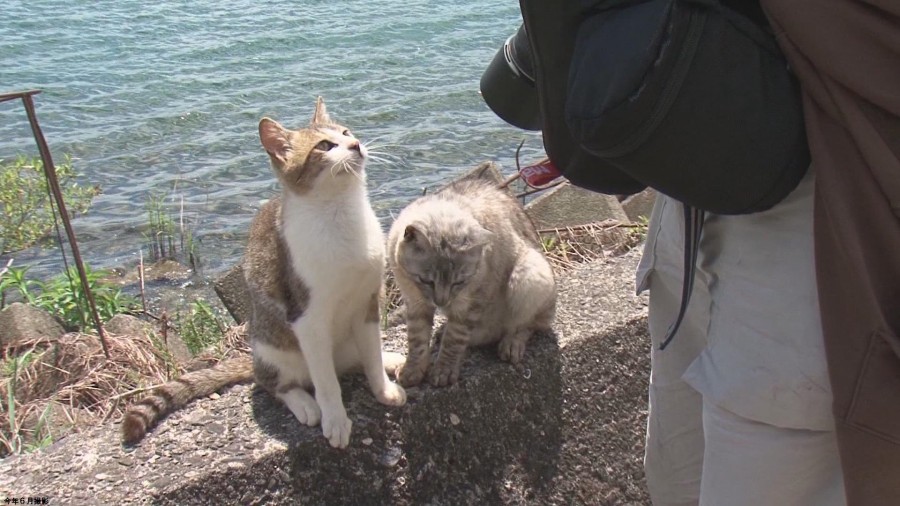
xmin=122 ymin=98 xmax=405 ymax=449
xmin=387 ymin=174 xmax=557 ymax=387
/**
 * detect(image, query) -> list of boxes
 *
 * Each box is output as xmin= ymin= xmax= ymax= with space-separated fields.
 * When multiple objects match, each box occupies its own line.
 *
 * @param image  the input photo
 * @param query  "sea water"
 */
xmin=0 ymin=0 xmax=543 ymax=278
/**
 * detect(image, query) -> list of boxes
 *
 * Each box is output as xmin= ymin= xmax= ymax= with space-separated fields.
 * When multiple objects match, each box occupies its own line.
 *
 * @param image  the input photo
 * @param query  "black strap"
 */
xmin=659 ymin=203 xmax=705 ymax=350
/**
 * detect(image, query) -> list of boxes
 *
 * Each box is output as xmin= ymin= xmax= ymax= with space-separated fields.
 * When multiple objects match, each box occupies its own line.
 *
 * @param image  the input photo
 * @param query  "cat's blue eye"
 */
xmin=342 ymin=129 xmax=352 ymax=137
xmin=315 ymin=140 xmax=337 ymax=151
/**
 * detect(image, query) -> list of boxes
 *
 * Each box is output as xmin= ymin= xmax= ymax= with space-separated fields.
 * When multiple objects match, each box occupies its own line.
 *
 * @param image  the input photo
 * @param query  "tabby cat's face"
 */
xmin=398 ymin=221 xmax=491 ymax=308
xmin=258 ymin=97 xmax=367 ymax=195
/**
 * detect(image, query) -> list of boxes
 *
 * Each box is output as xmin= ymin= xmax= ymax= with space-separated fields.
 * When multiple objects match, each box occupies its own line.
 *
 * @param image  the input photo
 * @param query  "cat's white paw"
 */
xmin=279 ymin=388 xmax=321 ymax=427
xmin=375 ymin=380 xmax=407 ymax=407
xmin=498 ymin=336 xmax=527 ymax=364
xmin=381 ymin=351 xmax=406 ymax=377
xmin=321 ymin=411 xmax=352 ymax=449
xmin=294 ymin=399 xmax=321 ymax=427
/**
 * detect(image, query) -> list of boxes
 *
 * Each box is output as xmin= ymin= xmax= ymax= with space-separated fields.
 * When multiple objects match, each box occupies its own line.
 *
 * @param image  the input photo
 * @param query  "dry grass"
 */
xmin=538 ymin=219 xmax=647 ymax=271
xmin=0 ymin=323 xmax=250 ymax=457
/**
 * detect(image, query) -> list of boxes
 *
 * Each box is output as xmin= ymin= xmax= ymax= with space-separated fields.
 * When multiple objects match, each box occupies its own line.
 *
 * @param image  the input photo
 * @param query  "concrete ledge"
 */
xmin=213 ymin=264 xmax=250 ymax=325
xmin=621 ymin=188 xmax=657 ymax=224
xmin=0 ymin=251 xmax=650 ymax=505
xmin=525 ymin=183 xmax=630 ymax=230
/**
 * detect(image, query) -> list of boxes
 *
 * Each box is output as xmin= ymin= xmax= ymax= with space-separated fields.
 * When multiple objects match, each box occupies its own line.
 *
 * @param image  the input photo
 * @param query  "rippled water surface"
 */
xmin=1 ymin=0 xmax=542 ymax=279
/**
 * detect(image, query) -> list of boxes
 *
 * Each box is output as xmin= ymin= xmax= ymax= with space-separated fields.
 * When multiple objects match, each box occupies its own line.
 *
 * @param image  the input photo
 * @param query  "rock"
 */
xmin=458 ymin=161 xmax=505 ymax=186
xmin=0 ymin=302 xmax=65 ymax=351
xmin=105 ymin=314 xmax=192 ymax=365
xmin=213 ymin=264 xmax=249 ymax=325
xmin=143 ymin=259 xmax=193 ymax=283
xmin=621 ymin=188 xmax=658 ymax=223
xmin=108 ymin=259 xmax=193 ymax=287
xmin=525 ymin=182 xmax=630 ymax=230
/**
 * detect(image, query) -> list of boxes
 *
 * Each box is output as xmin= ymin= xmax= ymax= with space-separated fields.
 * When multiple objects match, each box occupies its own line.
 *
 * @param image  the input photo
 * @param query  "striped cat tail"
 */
xmin=121 ymin=356 xmax=254 ymax=445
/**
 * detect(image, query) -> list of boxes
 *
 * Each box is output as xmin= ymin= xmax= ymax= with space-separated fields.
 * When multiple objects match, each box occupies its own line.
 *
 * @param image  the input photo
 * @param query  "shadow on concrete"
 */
xmin=156 ymin=317 xmax=650 ymax=505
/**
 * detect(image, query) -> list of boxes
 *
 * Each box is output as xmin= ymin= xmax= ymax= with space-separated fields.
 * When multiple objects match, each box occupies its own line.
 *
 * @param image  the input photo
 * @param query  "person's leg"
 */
xmin=643 ymin=197 xmax=712 ymax=506
xmin=699 ymin=399 xmax=846 ymax=506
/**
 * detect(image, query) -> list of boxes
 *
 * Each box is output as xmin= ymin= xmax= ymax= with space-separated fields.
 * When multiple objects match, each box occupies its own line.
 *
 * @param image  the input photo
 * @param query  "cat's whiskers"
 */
xmin=365 ymin=144 xmax=402 ymax=154
xmin=326 ymin=155 xmax=367 ymax=185
xmin=406 ymin=298 xmax=435 ymax=313
xmin=327 ymin=156 xmax=352 ymax=178
xmin=344 ymin=159 xmax=366 ymax=184
xmin=451 ymin=293 xmax=480 ymax=306
xmin=366 ymin=153 xmax=402 ymax=164
xmin=363 ymin=134 xmax=398 ymax=147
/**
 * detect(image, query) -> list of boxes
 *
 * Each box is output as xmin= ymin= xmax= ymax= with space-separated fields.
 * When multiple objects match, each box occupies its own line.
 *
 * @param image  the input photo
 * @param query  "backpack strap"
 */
xmin=659 ymin=203 xmax=705 ymax=350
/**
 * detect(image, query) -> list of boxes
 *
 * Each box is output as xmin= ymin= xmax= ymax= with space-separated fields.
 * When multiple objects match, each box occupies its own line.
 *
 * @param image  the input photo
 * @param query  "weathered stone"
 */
xmin=621 ymin=188 xmax=658 ymax=223
xmin=525 ymin=182 xmax=630 ymax=230
xmin=108 ymin=259 xmax=193 ymax=287
xmin=213 ymin=264 xmax=249 ymax=325
xmin=104 ymin=314 xmax=153 ymax=338
xmin=105 ymin=314 xmax=192 ymax=364
xmin=144 ymin=259 xmax=193 ymax=283
xmin=459 ymin=160 xmax=505 ymax=186
xmin=0 ymin=302 xmax=65 ymax=351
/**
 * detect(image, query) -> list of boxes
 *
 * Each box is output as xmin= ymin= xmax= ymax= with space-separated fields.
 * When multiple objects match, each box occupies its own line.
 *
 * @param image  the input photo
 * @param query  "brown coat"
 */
xmin=761 ymin=1 xmax=900 ymax=503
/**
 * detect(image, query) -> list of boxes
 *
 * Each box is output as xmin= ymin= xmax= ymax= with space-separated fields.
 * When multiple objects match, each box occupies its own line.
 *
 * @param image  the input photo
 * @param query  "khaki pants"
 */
xmin=639 ymin=173 xmax=846 ymax=505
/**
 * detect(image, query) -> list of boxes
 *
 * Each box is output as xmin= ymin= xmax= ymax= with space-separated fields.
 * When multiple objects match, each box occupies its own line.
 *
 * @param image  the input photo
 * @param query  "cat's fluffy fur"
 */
xmin=122 ymin=98 xmax=405 ymax=448
xmin=387 ymin=173 xmax=556 ymax=387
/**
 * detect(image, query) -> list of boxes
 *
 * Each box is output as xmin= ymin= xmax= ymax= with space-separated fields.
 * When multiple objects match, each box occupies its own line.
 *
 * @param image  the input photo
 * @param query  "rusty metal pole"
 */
xmin=6 ymin=89 xmax=110 ymax=358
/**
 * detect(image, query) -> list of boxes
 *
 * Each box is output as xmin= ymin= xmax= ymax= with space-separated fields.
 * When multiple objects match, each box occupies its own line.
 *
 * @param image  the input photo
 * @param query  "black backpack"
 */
xmin=520 ymin=0 xmax=808 ymax=214
xmin=481 ymin=0 xmax=809 ymax=347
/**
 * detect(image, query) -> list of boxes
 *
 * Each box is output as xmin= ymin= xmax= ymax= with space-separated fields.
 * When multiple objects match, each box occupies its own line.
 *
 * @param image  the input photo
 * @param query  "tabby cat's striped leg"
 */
xmin=430 ymin=307 xmax=482 ymax=387
xmin=398 ymin=302 xmax=435 ymax=387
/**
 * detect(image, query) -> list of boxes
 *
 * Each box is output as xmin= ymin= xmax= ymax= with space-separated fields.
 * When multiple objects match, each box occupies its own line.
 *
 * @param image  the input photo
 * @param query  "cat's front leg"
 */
xmin=355 ymin=294 xmax=407 ymax=406
xmin=291 ymin=315 xmax=351 ymax=449
xmin=398 ymin=301 xmax=435 ymax=387
xmin=430 ymin=308 xmax=482 ymax=387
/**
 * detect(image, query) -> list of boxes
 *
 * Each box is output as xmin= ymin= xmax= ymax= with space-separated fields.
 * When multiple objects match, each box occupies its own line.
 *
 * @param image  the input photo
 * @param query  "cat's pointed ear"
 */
xmin=259 ymin=118 xmax=292 ymax=164
xmin=403 ymin=224 xmax=421 ymax=243
xmin=403 ymin=224 xmax=433 ymax=249
xmin=311 ymin=96 xmax=332 ymax=125
xmin=467 ymin=226 xmax=493 ymax=250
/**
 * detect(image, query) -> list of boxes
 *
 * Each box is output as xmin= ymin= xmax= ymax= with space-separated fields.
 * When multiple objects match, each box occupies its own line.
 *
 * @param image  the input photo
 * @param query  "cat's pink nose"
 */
xmin=348 ymin=140 xmax=361 ymax=152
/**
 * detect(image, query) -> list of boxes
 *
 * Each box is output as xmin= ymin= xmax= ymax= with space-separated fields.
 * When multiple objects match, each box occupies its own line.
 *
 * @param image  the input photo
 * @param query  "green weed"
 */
xmin=0 ymin=155 xmax=100 ymax=253
xmin=0 ymin=264 xmax=138 ymax=331
xmin=144 ymin=190 xmax=199 ymax=269
xmin=177 ymin=300 xmax=226 ymax=354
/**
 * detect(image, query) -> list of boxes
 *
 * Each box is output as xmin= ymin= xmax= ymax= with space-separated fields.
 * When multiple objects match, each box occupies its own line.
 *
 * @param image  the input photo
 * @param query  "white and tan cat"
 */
xmin=122 ymin=98 xmax=405 ymax=449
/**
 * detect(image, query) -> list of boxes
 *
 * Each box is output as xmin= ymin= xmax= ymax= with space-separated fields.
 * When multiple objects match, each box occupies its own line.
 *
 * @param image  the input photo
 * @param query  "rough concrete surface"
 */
xmin=525 ymin=183 xmax=631 ymax=230
xmin=0 ymin=249 xmax=651 ymax=505
xmin=621 ymin=189 xmax=657 ymax=224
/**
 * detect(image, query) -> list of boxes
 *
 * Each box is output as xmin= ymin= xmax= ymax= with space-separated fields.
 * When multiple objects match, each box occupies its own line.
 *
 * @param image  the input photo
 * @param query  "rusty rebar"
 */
xmin=3 ymin=89 xmax=110 ymax=358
